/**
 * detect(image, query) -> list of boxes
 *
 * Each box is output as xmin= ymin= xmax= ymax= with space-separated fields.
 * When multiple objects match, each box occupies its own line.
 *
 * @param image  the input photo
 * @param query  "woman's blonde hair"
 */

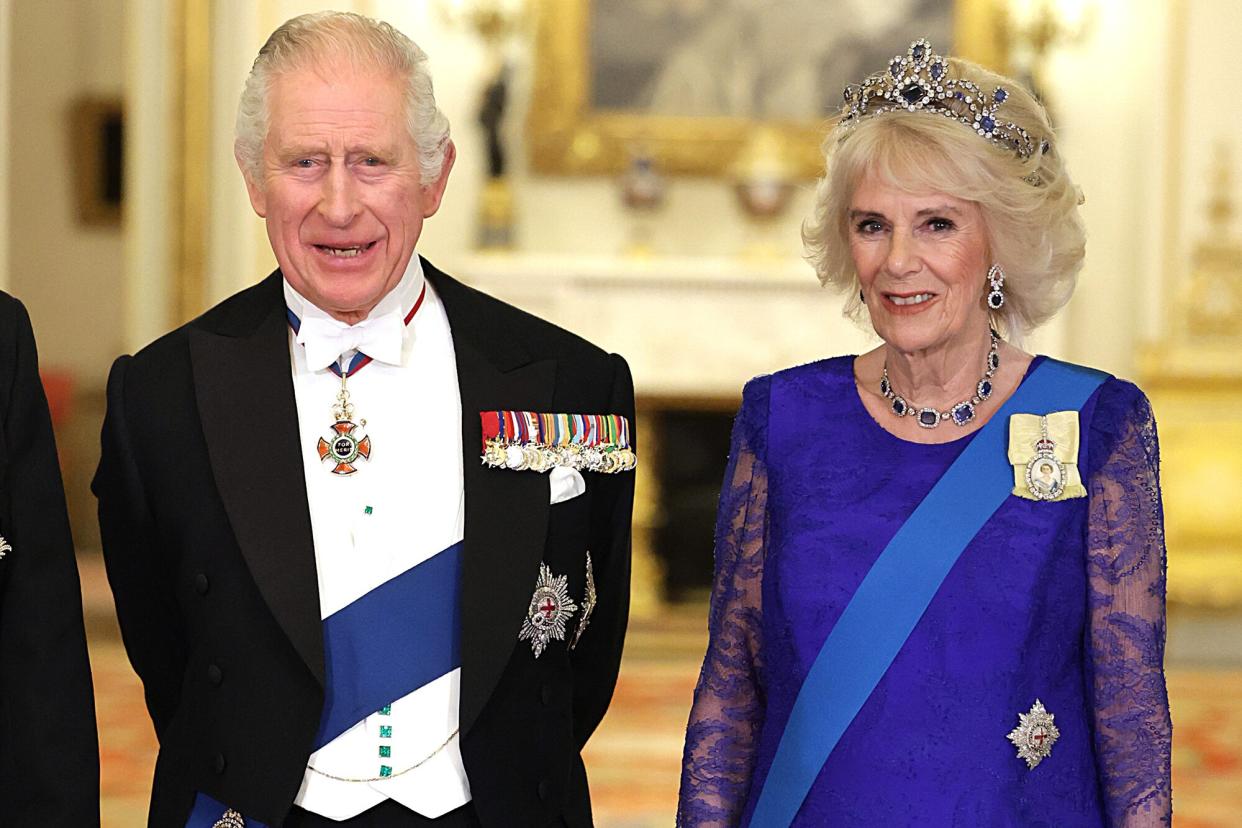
xmin=802 ymin=56 xmax=1085 ymax=340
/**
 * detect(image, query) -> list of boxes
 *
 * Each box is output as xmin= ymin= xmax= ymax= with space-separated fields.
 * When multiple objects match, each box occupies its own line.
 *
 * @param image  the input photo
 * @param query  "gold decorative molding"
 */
xmin=1141 ymin=136 xmax=1242 ymax=609
xmin=528 ymin=0 xmax=1007 ymax=178
xmin=172 ymin=0 xmax=212 ymax=324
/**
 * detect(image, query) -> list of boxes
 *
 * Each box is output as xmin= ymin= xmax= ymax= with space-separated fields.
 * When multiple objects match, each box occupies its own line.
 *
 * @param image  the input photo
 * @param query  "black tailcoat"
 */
xmin=93 ymin=263 xmax=634 ymax=827
xmin=0 ymin=292 xmax=99 ymax=825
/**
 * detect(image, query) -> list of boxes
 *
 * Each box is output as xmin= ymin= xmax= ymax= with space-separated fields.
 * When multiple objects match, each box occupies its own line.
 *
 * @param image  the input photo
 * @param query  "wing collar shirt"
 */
xmin=283 ymin=258 xmax=471 ymax=819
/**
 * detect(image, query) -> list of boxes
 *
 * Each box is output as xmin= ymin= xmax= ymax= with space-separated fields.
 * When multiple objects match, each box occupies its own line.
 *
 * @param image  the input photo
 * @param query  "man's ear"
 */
xmin=420 ymin=140 xmax=456 ymax=218
xmin=236 ymin=145 xmax=267 ymax=218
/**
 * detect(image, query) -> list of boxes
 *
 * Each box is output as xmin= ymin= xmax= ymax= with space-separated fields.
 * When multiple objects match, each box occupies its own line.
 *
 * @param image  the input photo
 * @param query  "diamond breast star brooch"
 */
xmin=519 ymin=563 xmax=579 ymax=658
xmin=1007 ymin=699 xmax=1060 ymax=769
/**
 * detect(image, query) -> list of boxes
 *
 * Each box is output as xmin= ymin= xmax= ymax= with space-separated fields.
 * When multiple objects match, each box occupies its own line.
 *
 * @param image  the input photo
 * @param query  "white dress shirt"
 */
xmin=284 ymin=258 xmax=472 ymax=819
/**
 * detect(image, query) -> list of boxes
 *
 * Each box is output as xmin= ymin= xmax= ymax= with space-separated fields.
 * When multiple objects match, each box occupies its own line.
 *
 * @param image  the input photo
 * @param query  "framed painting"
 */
xmin=528 ymin=0 xmax=1008 ymax=178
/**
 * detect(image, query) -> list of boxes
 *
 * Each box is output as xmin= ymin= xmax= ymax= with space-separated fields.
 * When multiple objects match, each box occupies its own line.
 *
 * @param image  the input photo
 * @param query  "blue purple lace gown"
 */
xmin=677 ymin=356 xmax=1172 ymax=827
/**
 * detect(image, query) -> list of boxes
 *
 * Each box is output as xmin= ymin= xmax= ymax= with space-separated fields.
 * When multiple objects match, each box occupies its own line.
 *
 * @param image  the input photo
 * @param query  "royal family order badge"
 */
xmin=519 ymin=563 xmax=579 ymax=658
xmin=1007 ymin=699 xmax=1060 ymax=769
xmin=1007 ymin=411 xmax=1086 ymax=502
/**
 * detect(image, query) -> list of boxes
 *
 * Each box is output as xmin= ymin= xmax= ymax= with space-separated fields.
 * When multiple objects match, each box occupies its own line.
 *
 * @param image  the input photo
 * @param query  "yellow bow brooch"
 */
xmin=1007 ymin=411 xmax=1087 ymax=502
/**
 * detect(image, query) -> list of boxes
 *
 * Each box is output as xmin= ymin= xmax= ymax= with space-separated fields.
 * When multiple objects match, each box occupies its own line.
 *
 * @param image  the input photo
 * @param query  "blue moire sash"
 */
xmin=316 ymin=540 xmax=463 ymax=748
xmin=746 ymin=359 xmax=1107 ymax=827
xmin=186 ymin=793 xmax=269 ymax=828
xmin=186 ymin=540 xmax=463 ymax=827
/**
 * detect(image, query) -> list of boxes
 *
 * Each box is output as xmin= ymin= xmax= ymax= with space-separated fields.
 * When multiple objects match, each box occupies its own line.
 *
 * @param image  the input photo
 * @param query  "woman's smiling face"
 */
xmin=848 ymin=172 xmax=992 ymax=354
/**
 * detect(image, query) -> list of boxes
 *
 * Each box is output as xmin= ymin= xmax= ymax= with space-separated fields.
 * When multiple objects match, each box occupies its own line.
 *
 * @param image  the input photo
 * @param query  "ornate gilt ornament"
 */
xmin=1007 ymin=699 xmax=1060 ymax=769
xmin=1138 ymin=143 xmax=1242 ymax=608
xmin=519 ymin=563 xmax=579 ymax=658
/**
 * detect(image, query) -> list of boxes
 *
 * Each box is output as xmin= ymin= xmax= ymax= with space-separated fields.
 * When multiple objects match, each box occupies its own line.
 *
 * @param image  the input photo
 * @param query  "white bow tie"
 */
xmin=296 ymin=309 xmax=405 ymax=372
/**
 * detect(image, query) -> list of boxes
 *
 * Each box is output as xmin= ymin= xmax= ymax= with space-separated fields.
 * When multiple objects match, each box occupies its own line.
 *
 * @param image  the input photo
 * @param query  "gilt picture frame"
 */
xmin=528 ymin=0 xmax=1008 ymax=178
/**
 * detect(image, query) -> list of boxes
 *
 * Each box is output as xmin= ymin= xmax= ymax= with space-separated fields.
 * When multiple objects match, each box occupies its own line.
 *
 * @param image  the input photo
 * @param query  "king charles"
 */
xmin=94 ymin=12 xmax=634 ymax=828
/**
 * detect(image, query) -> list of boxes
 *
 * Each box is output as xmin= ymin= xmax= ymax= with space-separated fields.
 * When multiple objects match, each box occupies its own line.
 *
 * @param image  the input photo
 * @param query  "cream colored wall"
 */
xmin=0 ymin=1 xmax=10 ymax=293
xmin=7 ymin=0 xmax=125 ymax=380
xmin=123 ymin=0 xmax=173 ymax=356
xmin=190 ymin=0 xmax=1208 ymax=384
xmin=1173 ymin=0 xmax=1242 ymax=317
xmin=1034 ymin=0 xmax=1175 ymax=378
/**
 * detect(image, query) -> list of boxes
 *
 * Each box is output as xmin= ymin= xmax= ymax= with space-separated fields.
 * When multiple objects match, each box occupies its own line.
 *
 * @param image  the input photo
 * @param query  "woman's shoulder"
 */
xmin=734 ymin=356 xmax=855 ymax=442
xmin=739 ymin=356 xmax=855 ymax=408
xmin=1039 ymin=359 xmax=1157 ymax=466
xmin=768 ymin=355 xmax=855 ymax=388
xmin=1036 ymin=357 xmax=1149 ymax=413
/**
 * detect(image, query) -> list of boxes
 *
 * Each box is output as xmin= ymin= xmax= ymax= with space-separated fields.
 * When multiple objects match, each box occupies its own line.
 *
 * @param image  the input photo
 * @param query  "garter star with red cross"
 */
xmin=519 ymin=563 xmax=578 ymax=658
xmin=1007 ymin=699 xmax=1060 ymax=769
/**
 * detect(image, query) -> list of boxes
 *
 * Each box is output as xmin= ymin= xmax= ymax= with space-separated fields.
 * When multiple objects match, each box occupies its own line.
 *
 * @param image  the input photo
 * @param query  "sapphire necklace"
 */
xmin=880 ymin=330 xmax=1000 ymax=429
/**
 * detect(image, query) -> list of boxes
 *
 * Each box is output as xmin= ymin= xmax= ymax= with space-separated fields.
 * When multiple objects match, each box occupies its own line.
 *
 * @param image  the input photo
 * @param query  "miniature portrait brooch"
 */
xmin=1007 ymin=412 xmax=1086 ymax=502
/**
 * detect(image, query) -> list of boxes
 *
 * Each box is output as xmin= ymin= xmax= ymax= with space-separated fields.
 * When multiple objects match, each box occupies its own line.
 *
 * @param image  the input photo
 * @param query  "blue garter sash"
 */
xmin=184 ymin=541 xmax=463 ymax=827
xmin=186 ymin=792 xmax=269 ymax=828
xmin=747 ymin=360 xmax=1106 ymax=827
xmin=315 ymin=540 xmax=463 ymax=748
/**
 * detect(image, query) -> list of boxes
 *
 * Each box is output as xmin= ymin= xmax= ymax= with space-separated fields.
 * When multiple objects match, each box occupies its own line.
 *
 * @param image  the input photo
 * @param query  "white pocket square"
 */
xmin=549 ymin=466 xmax=586 ymax=505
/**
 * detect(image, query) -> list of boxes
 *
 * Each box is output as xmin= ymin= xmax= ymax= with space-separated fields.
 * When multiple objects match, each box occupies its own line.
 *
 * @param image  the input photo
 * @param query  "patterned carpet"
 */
xmin=86 ymin=565 xmax=1241 ymax=826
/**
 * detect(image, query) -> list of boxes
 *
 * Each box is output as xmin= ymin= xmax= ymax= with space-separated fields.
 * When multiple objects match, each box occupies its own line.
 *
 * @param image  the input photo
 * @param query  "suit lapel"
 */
xmin=188 ymin=276 xmax=324 ymax=684
xmin=429 ymin=265 xmax=556 ymax=735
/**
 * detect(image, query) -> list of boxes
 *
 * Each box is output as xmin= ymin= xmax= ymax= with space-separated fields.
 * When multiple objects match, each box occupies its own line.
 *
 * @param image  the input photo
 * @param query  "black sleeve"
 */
xmin=0 ymin=295 xmax=100 ymax=826
xmin=570 ymin=353 xmax=635 ymax=748
xmin=93 ymin=355 xmax=188 ymax=737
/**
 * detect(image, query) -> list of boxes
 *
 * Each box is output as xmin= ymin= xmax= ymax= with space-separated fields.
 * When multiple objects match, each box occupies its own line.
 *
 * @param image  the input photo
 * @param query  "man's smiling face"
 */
xmin=242 ymin=61 xmax=453 ymax=324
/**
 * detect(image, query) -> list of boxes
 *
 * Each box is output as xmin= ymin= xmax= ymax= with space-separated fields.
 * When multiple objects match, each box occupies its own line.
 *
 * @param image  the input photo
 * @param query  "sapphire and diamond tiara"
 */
xmin=841 ymin=39 xmax=1038 ymax=162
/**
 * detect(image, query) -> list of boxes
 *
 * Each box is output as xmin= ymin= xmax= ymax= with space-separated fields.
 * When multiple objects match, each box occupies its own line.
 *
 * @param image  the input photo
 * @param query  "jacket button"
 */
xmin=540 ymin=684 xmax=552 ymax=706
xmin=194 ymin=573 xmax=210 ymax=595
xmin=207 ymin=664 xmax=223 ymax=686
xmin=213 ymin=753 xmax=226 ymax=774
xmin=537 ymin=779 xmax=549 ymax=801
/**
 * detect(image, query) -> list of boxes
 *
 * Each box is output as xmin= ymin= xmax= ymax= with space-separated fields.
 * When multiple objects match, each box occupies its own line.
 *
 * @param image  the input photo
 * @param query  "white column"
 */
xmin=123 ymin=0 xmax=174 ymax=352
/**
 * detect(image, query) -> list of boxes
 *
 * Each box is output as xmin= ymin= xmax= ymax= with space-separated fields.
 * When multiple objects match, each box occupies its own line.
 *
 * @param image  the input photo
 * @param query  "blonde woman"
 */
xmin=678 ymin=40 xmax=1171 ymax=827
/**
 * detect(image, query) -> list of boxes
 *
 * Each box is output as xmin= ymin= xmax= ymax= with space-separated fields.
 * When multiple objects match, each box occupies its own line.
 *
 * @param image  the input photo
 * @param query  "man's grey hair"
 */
xmin=234 ymin=11 xmax=451 ymax=185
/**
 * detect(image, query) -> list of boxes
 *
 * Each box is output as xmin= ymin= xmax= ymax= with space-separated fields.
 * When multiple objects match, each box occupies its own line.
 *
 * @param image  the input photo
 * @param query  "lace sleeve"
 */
xmin=677 ymin=377 xmax=769 ymax=828
xmin=1085 ymin=382 xmax=1172 ymax=827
